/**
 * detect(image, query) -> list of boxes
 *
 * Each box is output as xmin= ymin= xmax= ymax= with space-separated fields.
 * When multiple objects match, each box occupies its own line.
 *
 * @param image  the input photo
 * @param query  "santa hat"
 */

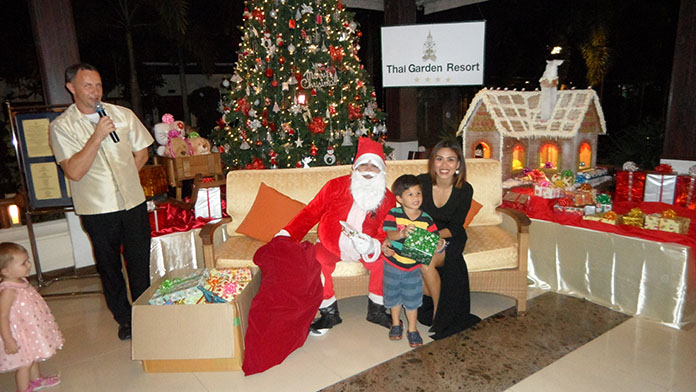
xmin=352 ymin=137 xmax=386 ymax=172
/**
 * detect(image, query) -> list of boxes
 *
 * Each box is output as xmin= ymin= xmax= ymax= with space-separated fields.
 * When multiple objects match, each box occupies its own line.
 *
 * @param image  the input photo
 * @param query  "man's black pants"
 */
xmin=81 ymin=202 xmax=151 ymax=326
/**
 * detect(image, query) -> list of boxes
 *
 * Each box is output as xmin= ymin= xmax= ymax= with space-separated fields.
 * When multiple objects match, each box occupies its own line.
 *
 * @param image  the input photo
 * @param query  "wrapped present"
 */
xmin=584 ymin=205 xmax=597 ymax=215
xmin=402 ymin=227 xmax=440 ymax=265
xmin=644 ymin=173 xmax=677 ymax=204
xmin=194 ymin=185 xmax=222 ymax=219
xmin=644 ymin=209 xmax=691 ymax=234
xmin=615 ymin=162 xmax=646 ymax=203
xmin=562 ymin=189 xmax=595 ymax=206
xmin=583 ymin=211 xmax=618 ymax=225
xmin=595 ymin=193 xmax=612 ymax=213
xmin=503 ymin=191 xmax=530 ymax=209
xmin=620 ymin=208 xmax=645 ymax=228
xmin=199 ymin=268 xmax=254 ymax=303
xmin=149 ymin=270 xmax=207 ymax=305
xmin=675 ymin=169 xmax=696 ymax=210
xmin=534 ymin=183 xmax=563 ymax=199
xmin=553 ymin=203 xmax=584 ymax=216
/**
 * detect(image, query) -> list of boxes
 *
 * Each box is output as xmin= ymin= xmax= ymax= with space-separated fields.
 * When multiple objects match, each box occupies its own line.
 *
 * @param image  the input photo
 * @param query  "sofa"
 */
xmin=199 ymin=158 xmax=530 ymax=313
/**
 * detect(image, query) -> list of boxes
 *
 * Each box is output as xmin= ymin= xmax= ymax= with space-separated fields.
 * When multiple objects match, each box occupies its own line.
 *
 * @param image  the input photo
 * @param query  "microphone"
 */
xmin=95 ymin=102 xmax=120 ymax=143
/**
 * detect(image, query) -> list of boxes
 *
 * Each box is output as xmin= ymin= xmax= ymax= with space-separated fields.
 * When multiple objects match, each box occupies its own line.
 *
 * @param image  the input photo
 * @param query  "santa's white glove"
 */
xmin=351 ymin=233 xmax=380 ymax=262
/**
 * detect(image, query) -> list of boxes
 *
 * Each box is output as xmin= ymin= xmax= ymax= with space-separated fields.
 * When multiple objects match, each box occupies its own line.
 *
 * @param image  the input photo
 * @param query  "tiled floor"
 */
xmin=1 ymin=277 xmax=694 ymax=391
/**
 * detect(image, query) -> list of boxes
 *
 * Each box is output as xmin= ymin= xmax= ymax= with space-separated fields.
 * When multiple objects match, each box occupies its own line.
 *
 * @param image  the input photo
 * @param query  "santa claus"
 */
xmin=277 ymin=137 xmax=396 ymax=335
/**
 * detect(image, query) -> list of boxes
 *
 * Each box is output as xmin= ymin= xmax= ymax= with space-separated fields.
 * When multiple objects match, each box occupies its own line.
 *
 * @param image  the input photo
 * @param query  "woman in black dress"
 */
xmin=387 ymin=140 xmax=480 ymax=339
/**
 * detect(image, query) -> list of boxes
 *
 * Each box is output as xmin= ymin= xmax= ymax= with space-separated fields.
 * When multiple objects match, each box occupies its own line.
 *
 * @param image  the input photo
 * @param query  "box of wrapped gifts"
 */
xmin=402 ymin=227 xmax=440 ymax=265
xmin=133 ymin=267 xmax=260 ymax=372
xmin=615 ymin=171 xmax=646 ymax=202
xmin=553 ymin=204 xmax=584 ymax=216
xmin=503 ymin=191 xmax=530 ymax=210
xmin=199 ymin=268 xmax=254 ymax=303
xmin=562 ymin=189 xmax=596 ymax=206
xmin=149 ymin=270 xmax=207 ymax=305
xmin=644 ymin=210 xmax=691 ymax=234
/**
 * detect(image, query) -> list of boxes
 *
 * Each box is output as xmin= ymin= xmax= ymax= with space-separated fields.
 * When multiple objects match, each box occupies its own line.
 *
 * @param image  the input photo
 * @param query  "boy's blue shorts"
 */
xmin=382 ymin=261 xmax=423 ymax=311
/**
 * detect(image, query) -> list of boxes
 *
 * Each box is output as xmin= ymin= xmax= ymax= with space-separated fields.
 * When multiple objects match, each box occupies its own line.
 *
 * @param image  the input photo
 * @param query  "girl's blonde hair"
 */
xmin=0 ymin=242 xmax=27 ymax=272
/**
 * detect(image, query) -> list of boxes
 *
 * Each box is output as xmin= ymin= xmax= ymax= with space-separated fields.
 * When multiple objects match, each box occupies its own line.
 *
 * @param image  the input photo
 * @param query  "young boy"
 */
xmin=382 ymin=175 xmax=445 ymax=347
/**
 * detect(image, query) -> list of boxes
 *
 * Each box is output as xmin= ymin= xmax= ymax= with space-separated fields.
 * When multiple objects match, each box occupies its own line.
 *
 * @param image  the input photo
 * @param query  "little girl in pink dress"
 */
xmin=0 ymin=243 xmax=63 ymax=392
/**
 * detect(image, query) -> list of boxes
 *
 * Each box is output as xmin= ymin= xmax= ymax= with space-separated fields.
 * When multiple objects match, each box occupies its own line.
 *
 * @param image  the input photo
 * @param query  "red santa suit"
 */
xmin=284 ymin=175 xmax=395 ymax=301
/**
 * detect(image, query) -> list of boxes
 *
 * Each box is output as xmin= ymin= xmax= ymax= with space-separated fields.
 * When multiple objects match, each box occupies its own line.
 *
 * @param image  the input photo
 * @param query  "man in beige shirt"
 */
xmin=49 ymin=63 xmax=154 ymax=341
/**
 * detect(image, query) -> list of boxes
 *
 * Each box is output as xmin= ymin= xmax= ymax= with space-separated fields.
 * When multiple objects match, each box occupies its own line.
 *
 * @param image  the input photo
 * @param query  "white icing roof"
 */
xmin=458 ymin=88 xmax=607 ymax=140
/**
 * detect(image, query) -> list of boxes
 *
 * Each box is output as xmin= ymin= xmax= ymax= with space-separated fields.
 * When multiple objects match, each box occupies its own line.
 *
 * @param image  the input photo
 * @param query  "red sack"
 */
xmin=242 ymin=236 xmax=322 ymax=375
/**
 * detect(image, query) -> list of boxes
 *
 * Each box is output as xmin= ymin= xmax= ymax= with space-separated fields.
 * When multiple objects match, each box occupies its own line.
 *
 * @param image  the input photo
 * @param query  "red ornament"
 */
xmin=269 ymin=122 xmax=277 ymax=132
xmin=310 ymin=144 xmax=318 ymax=156
xmin=265 ymin=68 xmax=273 ymax=78
xmin=348 ymin=103 xmax=363 ymax=120
xmin=289 ymin=19 xmax=296 ymax=29
xmin=328 ymin=90 xmax=334 ymax=97
xmin=338 ymin=1 xmax=343 ymax=10
xmin=256 ymin=140 xmax=263 ymax=146
xmin=354 ymin=95 xmax=360 ymax=101
xmin=328 ymin=104 xmax=337 ymax=115
xmin=301 ymin=29 xmax=307 ymax=39
xmin=371 ymin=91 xmax=376 ymax=98
xmin=279 ymin=56 xmax=285 ymax=64
xmin=295 ymin=72 xmax=303 ymax=83
xmin=271 ymin=80 xmax=278 ymax=87
xmin=308 ymin=117 xmax=326 ymax=134
xmin=329 ymin=45 xmax=345 ymax=63
xmin=316 ymin=14 xmax=322 ymax=24
xmin=252 ymin=8 xmax=265 ymax=23
xmin=296 ymin=161 xmax=303 ymax=168
xmin=311 ymin=89 xmax=317 ymax=96
xmin=357 ymin=30 xmax=362 ymax=38
xmin=237 ymin=97 xmax=251 ymax=115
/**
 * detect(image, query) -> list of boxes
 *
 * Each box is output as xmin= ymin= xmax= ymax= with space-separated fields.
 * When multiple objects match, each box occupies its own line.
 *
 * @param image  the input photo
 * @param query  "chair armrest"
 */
xmin=199 ymin=217 xmax=231 ymax=269
xmin=199 ymin=217 xmax=231 ymax=246
xmin=496 ymin=207 xmax=530 ymax=234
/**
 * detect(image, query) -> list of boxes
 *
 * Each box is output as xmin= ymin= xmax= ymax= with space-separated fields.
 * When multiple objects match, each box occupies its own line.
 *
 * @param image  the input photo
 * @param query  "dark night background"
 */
xmin=0 ymin=0 xmax=681 ymax=196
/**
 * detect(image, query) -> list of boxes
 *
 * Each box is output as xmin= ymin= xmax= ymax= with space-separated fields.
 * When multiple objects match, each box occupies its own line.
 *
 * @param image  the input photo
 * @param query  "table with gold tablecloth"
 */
xmin=528 ymin=218 xmax=696 ymax=329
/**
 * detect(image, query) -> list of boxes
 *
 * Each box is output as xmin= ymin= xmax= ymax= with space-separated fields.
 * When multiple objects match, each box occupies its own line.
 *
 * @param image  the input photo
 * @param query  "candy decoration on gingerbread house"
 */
xmin=457 ymin=61 xmax=607 ymax=180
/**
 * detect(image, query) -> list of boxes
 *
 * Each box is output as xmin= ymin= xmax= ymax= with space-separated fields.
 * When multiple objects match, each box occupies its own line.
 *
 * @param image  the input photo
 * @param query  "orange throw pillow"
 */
xmin=463 ymin=199 xmax=483 ymax=228
xmin=235 ymin=183 xmax=307 ymax=243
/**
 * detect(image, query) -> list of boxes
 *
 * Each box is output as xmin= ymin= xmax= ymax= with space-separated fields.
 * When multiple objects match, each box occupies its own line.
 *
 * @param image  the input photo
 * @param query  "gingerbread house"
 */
xmin=457 ymin=87 xmax=607 ymax=179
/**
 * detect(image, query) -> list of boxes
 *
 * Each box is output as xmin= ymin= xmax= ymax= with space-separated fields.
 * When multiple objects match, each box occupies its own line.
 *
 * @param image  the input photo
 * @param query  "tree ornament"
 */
xmin=289 ymin=19 xmax=296 ymax=29
xmin=348 ymin=103 xmax=363 ymax=120
xmin=288 ymin=43 xmax=296 ymax=54
xmin=279 ymin=56 xmax=285 ymax=64
xmin=311 ymin=89 xmax=317 ymax=96
xmin=324 ymin=145 xmax=336 ymax=165
xmin=271 ymin=80 xmax=278 ymax=87
xmin=296 ymin=161 xmax=303 ymax=168
xmin=294 ymin=137 xmax=304 ymax=147
xmin=265 ymin=68 xmax=273 ymax=78
xmin=354 ymin=94 xmax=360 ymax=101
xmin=269 ymin=9 xmax=277 ymax=18
xmin=310 ymin=143 xmax=318 ymax=156
xmin=309 ymin=117 xmax=326 ymax=134
xmin=301 ymin=157 xmax=312 ymax=168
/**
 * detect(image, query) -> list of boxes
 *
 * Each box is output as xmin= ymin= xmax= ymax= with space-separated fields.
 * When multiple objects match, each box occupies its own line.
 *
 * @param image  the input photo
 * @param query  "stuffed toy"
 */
xmin=153 ymin=113 xmax=187 ymax=157
xmin=187 ymin=132 xmax=212 ymax=155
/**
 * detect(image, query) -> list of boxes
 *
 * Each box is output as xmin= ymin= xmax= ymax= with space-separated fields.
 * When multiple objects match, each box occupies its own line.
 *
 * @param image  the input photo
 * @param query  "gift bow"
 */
xmin=662 ymin=209 xmax=677 ymax=219
xmin=628 ymin=208 xmax=643 ymax=217
xmin=654 ymin=163 xmax=673 ymax=174
xmin=622 ymin=161 xmax=638 ymax=172
xmin=603 ymin=211 xmax=618 ymax=220
xmin=596 ymin=193 xmax=611 ymax=204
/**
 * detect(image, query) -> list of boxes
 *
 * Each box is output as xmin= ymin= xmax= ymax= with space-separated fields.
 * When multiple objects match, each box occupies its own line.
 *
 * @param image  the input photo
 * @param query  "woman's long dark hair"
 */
xmin=428 ymin=140 xmax=466 ymax=188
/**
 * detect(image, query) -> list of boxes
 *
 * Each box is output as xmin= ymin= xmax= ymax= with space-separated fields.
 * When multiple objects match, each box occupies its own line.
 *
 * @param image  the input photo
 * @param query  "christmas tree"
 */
xmin=211 ymin=0 xmax=388 ymax=170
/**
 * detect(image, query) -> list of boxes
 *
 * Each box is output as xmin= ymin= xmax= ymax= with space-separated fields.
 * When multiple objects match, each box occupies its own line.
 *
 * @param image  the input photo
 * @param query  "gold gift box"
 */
xmin=644 ymin=214 xmax=690 ymax=234
xmin=620 ymin=214 xmax=644 ymax=228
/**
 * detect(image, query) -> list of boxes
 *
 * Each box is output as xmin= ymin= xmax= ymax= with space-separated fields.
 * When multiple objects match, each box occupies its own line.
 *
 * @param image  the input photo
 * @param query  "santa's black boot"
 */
xmin=310 ymin=302 xmax=342 ymax=335
xmin=366 ymin=298 xmax=391 ymax=329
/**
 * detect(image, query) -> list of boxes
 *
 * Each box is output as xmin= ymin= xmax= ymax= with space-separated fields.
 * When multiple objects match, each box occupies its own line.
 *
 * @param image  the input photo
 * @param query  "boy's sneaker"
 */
xmin=29 ymin=375 xmax=61 ymax=390
xmin=388 ymin=321 xmax=403 ymax=340
xmin=407 ymin=330 xmax=423 ymax=347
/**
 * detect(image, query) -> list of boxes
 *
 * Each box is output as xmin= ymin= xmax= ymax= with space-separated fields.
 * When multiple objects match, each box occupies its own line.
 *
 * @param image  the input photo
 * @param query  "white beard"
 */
xmin=350 ymin=170 xmax=386 ymax=212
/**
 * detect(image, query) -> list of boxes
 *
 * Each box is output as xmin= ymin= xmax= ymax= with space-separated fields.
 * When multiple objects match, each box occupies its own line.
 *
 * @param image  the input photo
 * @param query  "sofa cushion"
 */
xmin=464 ymin=199 xmax=483 ymax=228
xmin=463 ymin=226 xmax=518 ymax=272
xmin=235 ymin=182 xmax=307 ymax=243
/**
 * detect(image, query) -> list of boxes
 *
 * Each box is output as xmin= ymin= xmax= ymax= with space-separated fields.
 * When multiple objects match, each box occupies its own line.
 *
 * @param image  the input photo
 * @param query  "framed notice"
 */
xmin=381 ymin=21 xmax=486 ymax=87
xmin=7 ymin=104 xmax=72 ymax=211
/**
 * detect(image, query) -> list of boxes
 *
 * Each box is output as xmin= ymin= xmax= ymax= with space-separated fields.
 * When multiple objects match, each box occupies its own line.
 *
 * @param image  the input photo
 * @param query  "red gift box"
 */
xmin=675 ymin=176 xmax=696 ymax=210
xmin=615 ymin=171 xmax=646 ymax=202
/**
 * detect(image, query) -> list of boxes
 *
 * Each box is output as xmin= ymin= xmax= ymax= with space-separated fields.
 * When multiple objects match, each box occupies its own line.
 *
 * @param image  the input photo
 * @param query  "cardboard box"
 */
xmin=159 ymin=153 xmax=223 ymax=188
xmin=132 ymin=267 xmax=260 ymax=372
